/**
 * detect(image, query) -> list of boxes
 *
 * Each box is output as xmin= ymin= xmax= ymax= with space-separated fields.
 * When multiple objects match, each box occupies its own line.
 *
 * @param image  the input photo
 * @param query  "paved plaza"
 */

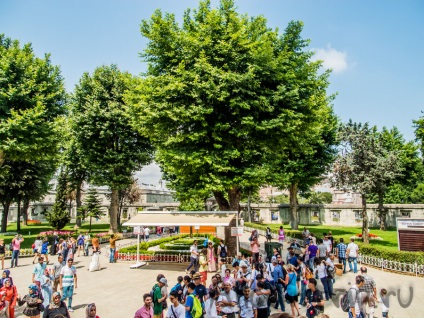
xmin=8 ymin=232 xmax=424 ymax=317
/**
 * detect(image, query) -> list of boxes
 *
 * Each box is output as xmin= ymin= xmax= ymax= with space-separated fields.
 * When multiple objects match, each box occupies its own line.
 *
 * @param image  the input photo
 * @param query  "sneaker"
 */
xmin=68 ymin=308 xmax=74 ymax=312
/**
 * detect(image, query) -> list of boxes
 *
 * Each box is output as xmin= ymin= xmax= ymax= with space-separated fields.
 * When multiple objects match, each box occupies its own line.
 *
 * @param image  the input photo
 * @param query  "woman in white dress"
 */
xmin=88 ymin=250 xmax=101 ymax=272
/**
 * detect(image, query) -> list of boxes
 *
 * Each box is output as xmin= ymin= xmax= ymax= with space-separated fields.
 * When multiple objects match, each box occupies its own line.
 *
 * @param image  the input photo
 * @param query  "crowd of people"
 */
xmin=0 ymin=232 xmax=110 ymax=318
xmin=132 ymin=227 xmax=390 ymax=318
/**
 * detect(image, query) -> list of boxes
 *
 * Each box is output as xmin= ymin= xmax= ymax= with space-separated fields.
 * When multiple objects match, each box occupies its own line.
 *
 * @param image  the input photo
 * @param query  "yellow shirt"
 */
xmin=199 ymin=254 xmax=207 ymax=272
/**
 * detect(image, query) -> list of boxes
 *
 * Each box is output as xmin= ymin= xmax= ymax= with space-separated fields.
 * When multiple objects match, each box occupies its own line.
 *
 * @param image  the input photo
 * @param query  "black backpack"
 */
xmin=266 ymin=280 xmax=277 ymax=303
xmin=219 ymin=245 xmax=227 ymax=258
xmin=341 ymin=287 xmax=356 ymax=312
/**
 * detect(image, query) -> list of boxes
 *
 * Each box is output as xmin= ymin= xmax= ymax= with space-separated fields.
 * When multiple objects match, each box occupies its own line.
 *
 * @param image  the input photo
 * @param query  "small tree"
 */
xmin=80 ymin=187 xmax=104 ymax=232
xmin=46 ymin=169 xmax=70 ymax=230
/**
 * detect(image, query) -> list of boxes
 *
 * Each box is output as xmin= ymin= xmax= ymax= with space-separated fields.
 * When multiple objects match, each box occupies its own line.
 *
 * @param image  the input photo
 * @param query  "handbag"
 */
xmin=38 ymin=302 xmax=45 ymax=312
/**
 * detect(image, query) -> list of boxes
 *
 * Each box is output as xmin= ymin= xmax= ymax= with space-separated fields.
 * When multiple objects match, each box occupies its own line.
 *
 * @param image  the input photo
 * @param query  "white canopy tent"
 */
xmin=122 ymin=211 xmax=238 ymax=269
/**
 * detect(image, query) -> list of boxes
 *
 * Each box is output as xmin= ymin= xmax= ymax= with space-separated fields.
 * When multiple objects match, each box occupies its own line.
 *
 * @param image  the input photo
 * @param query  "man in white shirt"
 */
xmin=346 ymin=238 xmax=359 ymax=273
xmin=186 ymin=240 xmax=199 ymax=273
xmin=302 ymin=227 xmax=310 ymax=246
xmin=144 ymin=227 xmax=150 ymax=242
xmin=218 ymin=281 xmax=239 ymax=318
xmin=205 ymin=289 xmax=220 ymax=318
xmin=167 ymin=291 xmax=185 ymax=318
xmin=323 ymin=236 xmax=332 ymax=255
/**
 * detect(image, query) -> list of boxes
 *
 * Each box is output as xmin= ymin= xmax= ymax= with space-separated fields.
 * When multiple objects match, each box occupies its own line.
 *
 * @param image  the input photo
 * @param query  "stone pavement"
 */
xmin=8 ymin=231 xmax=423 ymax=317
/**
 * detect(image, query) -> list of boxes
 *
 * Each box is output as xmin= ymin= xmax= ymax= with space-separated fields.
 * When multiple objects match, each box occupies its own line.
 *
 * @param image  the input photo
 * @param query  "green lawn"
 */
xmin=1 ymin=222 xmax=111 ymax=249
xmin=247 ymin=222 xmax=399 ymax=251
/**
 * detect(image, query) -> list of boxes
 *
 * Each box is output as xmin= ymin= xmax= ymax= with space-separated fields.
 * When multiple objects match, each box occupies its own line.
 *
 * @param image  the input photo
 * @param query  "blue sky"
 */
xmin=1 ymin=0 xmax=424 ymax=184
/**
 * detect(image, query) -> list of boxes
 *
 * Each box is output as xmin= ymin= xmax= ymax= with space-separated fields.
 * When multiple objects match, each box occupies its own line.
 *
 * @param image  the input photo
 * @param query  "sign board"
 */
xmin=194 ymin=225 xmax=200 ymax=230
xmin=396 ymin=218 xmax=424 ymax=252
xmin=397 ymin=219 xmax=424 ymax=230
xmin=231 ymin=227 xmax=244 ymax=236
xmin=133 ymin=226 xmax=142 ymax=235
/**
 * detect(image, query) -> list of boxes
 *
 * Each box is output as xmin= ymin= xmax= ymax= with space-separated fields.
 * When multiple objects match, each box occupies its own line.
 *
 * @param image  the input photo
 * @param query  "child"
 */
xmin=378 ymin=288 xmax=390 ymax=318
xmin=170 ymin=275 xmax=184 ymax=302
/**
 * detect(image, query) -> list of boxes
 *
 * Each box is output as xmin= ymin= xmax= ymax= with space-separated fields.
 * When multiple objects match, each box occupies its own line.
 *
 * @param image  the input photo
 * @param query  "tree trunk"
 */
xmin=289 ymin=182 xmax=299 ymax=230
xmin=16 ymin=200 xmax=21 ymax=232
xmin=378 ymin=192 xmax=387 ymax=231
xmin=361 ymin=193 xmax=369 ymax=244
xmin=22 ymin=198 xmax=30 ymax=225
xmin=214 ymin=188 xmax=240 ymax=256
xmin=1 ymin=202 xmax=11 ymax=233
xmin=89 ymin=216 xmax=92 ymax=232
xmin=75 ymin=181 xmax=82 ymax=226
xmin=109 ymin=189 xmax=119 ymax=233
xmin=247 ymin=190 xmax=252 ymax=223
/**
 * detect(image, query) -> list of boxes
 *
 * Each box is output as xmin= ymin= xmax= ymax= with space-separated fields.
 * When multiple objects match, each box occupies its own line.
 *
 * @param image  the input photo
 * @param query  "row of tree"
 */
xmin=1 ymin=1 xmax=424 ymax=248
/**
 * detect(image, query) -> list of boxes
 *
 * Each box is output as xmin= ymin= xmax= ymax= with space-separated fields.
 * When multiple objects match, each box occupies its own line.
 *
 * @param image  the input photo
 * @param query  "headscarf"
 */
xmin=49 ymin=292 xmax=61 ymax=309
xmin=86 ymin=303 xmax=96 ymax=318
xmin=0 ymin=270 xmax=13 ymax=287
xmin=28 ymin=284 xmax=39 ymax=298
xmin=0 ymin=291 xmax=6 ymax=311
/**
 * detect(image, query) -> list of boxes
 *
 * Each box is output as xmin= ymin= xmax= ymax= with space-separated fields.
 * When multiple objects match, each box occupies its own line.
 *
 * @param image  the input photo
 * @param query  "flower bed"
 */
xmin=39 ymin=230 xmax=75 ymax=237
xmin=355 ymin=233 xmax=379 ymax=238
xmin=26 ymin=220 xmax=42 ymax=225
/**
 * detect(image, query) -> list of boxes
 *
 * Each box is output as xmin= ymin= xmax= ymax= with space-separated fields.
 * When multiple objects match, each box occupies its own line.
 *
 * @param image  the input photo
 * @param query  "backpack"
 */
xmin=267 ymin=280 xmax=277 ymax=303
xmin=203 ymin=240 xmax=208 ymax=247
xmin=235 ymin=273 xmax=249 ymax=296
xmin=170 ymin=283 xmax=183 ymax=301
xmin=219 ymin=245 xmax=227 ymax=258
xmin=188 ymin=294 xmax=203 ymax=318
xmin=341 ymin=287 xmax=355 ymax=312
xmin=150 ymin=285 xmax=160 ymax=302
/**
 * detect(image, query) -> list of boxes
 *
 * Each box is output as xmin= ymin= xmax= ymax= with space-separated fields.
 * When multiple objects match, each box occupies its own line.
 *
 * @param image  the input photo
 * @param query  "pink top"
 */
xmin=134 ymin=305 xmax=153 ymax=318
xmin=278 ymin=229 xmax=285 ymax=240
xmin=12 ymin=239 xmax=22 ymax=251
xmin=251 ymin=242 xmax=259 ymax=253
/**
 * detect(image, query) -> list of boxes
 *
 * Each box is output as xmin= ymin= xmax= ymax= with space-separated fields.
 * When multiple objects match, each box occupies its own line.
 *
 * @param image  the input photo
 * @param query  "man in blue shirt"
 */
xmin=336 ymin=238 xmax=347 ymax=274
xmin=185 ymin=282 xmax=196 ymax=318
xmin=272 ymin=258 xmax=286 ymax=312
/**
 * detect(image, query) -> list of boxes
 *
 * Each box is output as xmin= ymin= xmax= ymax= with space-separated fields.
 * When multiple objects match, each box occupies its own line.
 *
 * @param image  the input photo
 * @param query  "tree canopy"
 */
xmin=70 ymin=65 xmax=153 ymax=233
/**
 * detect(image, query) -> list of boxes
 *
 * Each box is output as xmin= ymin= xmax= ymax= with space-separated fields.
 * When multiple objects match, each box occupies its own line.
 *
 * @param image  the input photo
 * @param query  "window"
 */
xmin=354 ymin=210 xmax=362 ymax=220
xmin=122 ymin=208 xmax=128 ymax=219
xmin=331 ymin=210 xmax=341 ymax=220
xmin=271 ymin=211 xmax=279 ymax=221
xmin=401 ymin=210 xmax=411 ymax=218
xmin=311 ymin=210 xmax=319 ymax=222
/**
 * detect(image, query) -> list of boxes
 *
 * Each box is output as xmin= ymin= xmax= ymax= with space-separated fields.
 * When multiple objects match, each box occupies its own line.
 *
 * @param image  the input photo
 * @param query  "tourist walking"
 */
xmin=359 ymin=267 xmax=377 ymax=318
xmin=166 ymin=291 xmax=185 ymax=318
xmin=83 ymin=232 xmax=91 ymax=256
xmin=253 ymin=281 xmax=271 ymax=318
xmin=278 ymin=226 xmax=285 ymax=246
xmin=42 ymin=292 xmax=71 ymax=318
xmin=347 ymin=238 xmax=359 ymax=273
xmin=284 ymin=264 xmax=300 ymax=317
xmin=144 ymin=227 xmax=150 ymax=242
xmin=60 ymin=258 xmax=77 ymax=312
xmin=317 ymin=239 xmax=327 ymax=262
xmin=266 ymin=227 xmax=272 ymax=242
xmin=313 ymin=258 xmax=331 ymax=301
xmin=250 ymin=237 xmax=260 ymax=266
xmin=207 ymin=242 xmax=216 ymax=272
xmin=0 ymin=279 xmax=16 ymax=318
xmin=17 ymin=284 xmax=44 ymax=318
xmin=204 ymin=289 xmax=220 ymax=318
xmin=52 ymin=255 xmax=64 ymax=292
xmin=32 ymin=237 xmax=43 ymax=264
xmin=134 ymin=293 xmax=154 ymax=318
xmin=336 ymin=238 xmax=347 ymax=274
xmin=218 ymin=281 xmax=238 ymax=318
xmin=0 ymin=291 xmax=9 ymax=318
xmin=239 ymin=286 xmax=254 ymax=318
xmin=40 ymin=238 xmax=49 ymax=264
xmin=272 ymin=258 xmax=286 ymax=312
xmin=348 ymin=275 xmax=365 ymax=318
xmin=377 ymin=288 xmax=390 ymax=318
xmin=304 ymin=278 xmax=324 ymax=318
xmin=109 ymin=234 xmax=119 ymax=263
xmin=0 ymin=272 xmax=13 ymax=289
xmin=199 ymin=249 xmax=209 ymax=284
xmin=39 ymin=269 xmax=53 ymax=308
xmin=77 ymin=233 xmax=84 ymax=257
xmin=302 ymin=227 xmax=311 ymax=245
xmin=10 ymin=235 xmax=24 ymax=268
xmin=0 ymin=240 xmax=5 ymax=271
xmin=32 ymin=257 xmax=46 ymax=289
xmin=186 ymin=241 xmax=199 ymax=273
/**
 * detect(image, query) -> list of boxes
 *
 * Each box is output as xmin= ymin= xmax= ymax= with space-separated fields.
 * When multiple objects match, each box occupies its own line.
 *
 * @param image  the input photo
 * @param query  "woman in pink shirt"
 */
xmin=223 ymin=268 xmax=235 ymax=287
xmin=278 ymin=226 xmax=285 ymax=246
xmin=250 ymin=237 xmax=260 ymax=266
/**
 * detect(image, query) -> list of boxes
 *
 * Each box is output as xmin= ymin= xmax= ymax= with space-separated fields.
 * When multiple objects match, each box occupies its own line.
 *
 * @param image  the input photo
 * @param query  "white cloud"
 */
xmin=134 ymin=162 xmax=163 ymax=187
xmin=312 ymin=45 xmax=348 ymax=73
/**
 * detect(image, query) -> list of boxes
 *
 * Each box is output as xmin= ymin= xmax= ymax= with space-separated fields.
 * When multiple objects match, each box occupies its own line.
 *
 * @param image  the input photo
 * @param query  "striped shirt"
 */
xmin=60 ymin=265 xmax=76 ymax=287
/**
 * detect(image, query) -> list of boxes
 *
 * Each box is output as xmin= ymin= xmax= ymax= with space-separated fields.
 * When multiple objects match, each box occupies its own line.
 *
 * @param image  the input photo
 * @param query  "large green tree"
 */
xmin=127 ymin=0 xmax=336 ymax=249
xmin=71 ymin=65 xmax=153 ymax=233
xmin=332 ymin=121 xmax=402 ymax=243
xmin=78 ymin=187 xmax=104 ymax=232
xmin=0 ymin=34 xmax=66 ymax=163
xmin=46 ymin=169 xmax=70 ymax=230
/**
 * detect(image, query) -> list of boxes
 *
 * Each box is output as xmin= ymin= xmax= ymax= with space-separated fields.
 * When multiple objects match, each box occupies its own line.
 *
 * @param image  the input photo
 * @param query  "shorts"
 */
xmin=382 ymin=312 xmax=389 ymax=318
xmin=0 ymin=254 xmax=4 ymax=259
xmin=285 ymin=293 xmax=298 ymax=303
xmin=200 ymin=271 xmax=207 ymax=283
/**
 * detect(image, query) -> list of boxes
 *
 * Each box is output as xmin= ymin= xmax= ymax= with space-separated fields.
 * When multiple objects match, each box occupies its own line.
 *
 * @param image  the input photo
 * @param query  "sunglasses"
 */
xmin=169 ymin=297 xmax=175 ymax=300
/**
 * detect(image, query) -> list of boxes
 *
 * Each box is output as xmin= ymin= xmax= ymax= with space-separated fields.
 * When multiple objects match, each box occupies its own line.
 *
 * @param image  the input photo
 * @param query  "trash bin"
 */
xmin=265 ymin=242 xmax=283 ymax=262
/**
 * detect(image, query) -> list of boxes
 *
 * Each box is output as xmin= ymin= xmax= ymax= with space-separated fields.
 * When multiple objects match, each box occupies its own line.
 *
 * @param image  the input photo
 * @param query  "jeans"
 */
xmin=109 ymin=248 xmax=116 ymax=263
xmin=61 ymin=285 xmax=74 ymax=308
xmin=11 ymin=250 xmax=19 ymax=267
xmin=274 ymin=283 xmax=285 ymax=311
xmin=348 ymin=257 xmax=358 ymax=273
xmin=299 ymin=280 xmax=307 ymax=305
xmin=186 ymin=257 xmax=198 ymax=272
xmin=84 ymin=243 xmax=89 ymax=256
xmin=308 ymin=257 xmax=315 ymax=270
xmin=339 ymin=257 xmax=347 ymax=273
xmin=320 ymin=277 xmax=331 ymax=300
xmin=348 ymin=311 xmax=364 ymax=318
